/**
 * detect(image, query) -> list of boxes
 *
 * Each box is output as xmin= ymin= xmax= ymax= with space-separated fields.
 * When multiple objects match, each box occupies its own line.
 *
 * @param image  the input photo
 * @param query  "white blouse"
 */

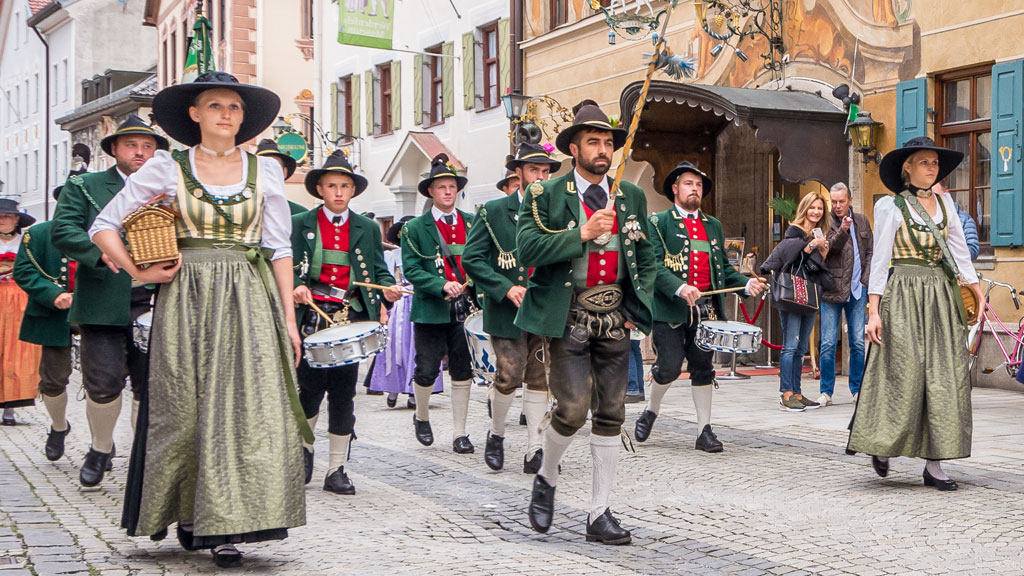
xmin=89 ymin=148 xmax=293 ymax=260
xmin=868 ymin=193 xmax=978 ymax=296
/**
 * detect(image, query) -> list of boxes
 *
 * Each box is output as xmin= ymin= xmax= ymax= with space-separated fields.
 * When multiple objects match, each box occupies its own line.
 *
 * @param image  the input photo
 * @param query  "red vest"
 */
xmin=581 ymin=203 xmax=619 ymax=287
xmin=683 ymin=213 xmax=712 ymax=292
xmin=315 ymin=209 xmax=351 ymax=302
xmin=68 ymin=260 xmax=78 ymax=292
xmin=434 ymin=212 xmax=467 ymax=282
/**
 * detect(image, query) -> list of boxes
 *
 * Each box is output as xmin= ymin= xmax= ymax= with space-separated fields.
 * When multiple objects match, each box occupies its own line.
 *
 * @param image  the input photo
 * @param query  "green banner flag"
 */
xmin=183 ymin=15 xmax=216 ymax=83
xmin=338 ymin=0 xmax=395 ymax=49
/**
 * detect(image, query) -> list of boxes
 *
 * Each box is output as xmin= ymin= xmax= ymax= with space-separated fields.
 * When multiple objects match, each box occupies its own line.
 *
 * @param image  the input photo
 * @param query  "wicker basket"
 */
xmin=123 ymin=204 xmax=178 ymax=268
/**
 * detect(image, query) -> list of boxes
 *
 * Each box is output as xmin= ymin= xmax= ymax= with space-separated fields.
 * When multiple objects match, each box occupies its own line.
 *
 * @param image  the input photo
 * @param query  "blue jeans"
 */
xmin=778 ymin=310 xmax=815 ymax=394
xmin=627 ymin=340 xmax=644 ymax=397
xmin=819 ymin=292 xmax=867 ymax=397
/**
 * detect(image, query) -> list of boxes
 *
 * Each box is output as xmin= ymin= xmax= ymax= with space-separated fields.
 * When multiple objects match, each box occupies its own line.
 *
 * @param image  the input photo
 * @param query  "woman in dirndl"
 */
xmin=90 ymin=71 xmax=307 ymax=568
xmin=847 ymin=136 xmax=984 ymax=491
xmin=0 ymin=199 xmax=40 ymax=426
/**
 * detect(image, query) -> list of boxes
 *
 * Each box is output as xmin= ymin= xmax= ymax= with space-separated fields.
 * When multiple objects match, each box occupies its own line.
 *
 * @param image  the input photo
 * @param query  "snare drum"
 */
xmin=695 ymin=320 xmax=762 ymax=354
xmin=463 ymin=311 xmax=496 ymax=383
xmin=303 ymin=322 xmax=387 ymax=368
xmin=70 ymin=334 xmax=82 ymax=372
xmin=133 ymin=311 xmax=153 ymax=353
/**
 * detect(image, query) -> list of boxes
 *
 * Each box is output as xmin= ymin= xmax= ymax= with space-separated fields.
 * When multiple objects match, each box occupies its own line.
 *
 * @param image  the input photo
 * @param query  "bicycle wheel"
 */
xmin=966 ymin=323 xmax=983 ymax=387
xmin=1008 ymin=320 xmax=1024 ymax=379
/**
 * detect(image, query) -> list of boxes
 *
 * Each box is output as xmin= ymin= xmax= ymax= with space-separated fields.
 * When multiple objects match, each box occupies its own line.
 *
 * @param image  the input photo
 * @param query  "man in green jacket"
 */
xmin=401 ymin=153 xmax=476 ymax=453
xmin=51 ymin=115 xmax=168 ymax=488
xmin=13 ymin=188 xmax=77 ymax=462
xmin=516 ymin=100 xmax=656 ymax=545
xmin=635 ymin=161 xmax=765 ymax=452
xmin=291 ymin=150 xmax=402 ymax=495
xmin=463 ymin=143 xmax=561 ymax=474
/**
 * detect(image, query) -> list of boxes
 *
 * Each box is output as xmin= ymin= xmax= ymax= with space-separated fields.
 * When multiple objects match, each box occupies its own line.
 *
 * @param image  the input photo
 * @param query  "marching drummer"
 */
xmin=635 ymin=161 xmax=765 ymax=451
xmin=463 ymin=143 xmax=561 ymax=473
xmin=291 ymin=150 xmax=403 ymax=495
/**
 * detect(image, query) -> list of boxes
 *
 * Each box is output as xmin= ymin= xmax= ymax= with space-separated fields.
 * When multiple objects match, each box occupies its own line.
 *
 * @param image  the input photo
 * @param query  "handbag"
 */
xmin=770 ymin=252 xmax=821 ymax=315
xmin=436 ymin=224 xmax=478 ymax=323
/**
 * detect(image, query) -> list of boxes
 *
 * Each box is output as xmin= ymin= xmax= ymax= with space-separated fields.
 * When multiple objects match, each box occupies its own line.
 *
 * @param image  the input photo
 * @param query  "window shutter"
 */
xmin=895 ymin=78 xmax=927 ymax=147
xmin=365 ymin=69 xmax=374 ymax=135
xmin=391 ymin=60 xmax=402 ymax=131
xmin=498 ymin=18 xmax=511 ymax=98
xmin=462 ymin=32 xmax=475 ymax=110
xmin=990 ymin=59 xmax=1024 ymax=247
xmin=330 ymin=81 xmax=339 ymax=136
xmin=442 ymin=42 xmax=455 ymax=118
xmin=351 ymin=75 xmax=361 ymax=138
xmin=413 ymin=54 xmax=423 ymax=126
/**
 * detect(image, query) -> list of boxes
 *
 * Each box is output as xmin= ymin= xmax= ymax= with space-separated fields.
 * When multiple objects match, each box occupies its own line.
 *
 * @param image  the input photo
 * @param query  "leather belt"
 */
xmin=572 ymin=284 xmax=623 ymax=313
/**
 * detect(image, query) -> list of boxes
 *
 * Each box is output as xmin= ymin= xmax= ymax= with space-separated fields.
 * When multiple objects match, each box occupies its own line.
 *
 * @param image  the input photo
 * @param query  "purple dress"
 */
xmin=369 ymin=293 xmax=443 ymax=394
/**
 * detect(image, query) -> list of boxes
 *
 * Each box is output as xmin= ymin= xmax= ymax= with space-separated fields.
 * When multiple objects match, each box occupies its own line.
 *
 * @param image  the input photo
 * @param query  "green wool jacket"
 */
xmin=463 ymin=192 xmax=530 ymax=339
xmin=514 ymin=173 xmax=656 ymax=338
xmin=648 ymin=208 xmax=751 ymax=325
xmin=401 ymin=209 xmax=475 ymax=324
xmin=13 ymin=221 xmax=74 ymax=347
xmin=290 ymin=207 xmax=395 ymax=321
xmin=51 ymin=167 xmax=134 ymax=326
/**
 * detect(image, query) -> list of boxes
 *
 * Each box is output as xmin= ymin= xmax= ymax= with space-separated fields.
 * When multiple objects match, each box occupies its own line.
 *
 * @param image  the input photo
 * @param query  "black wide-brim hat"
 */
xmin=100 ymin=114 xmax=170 ymax=156
xmin=879 ymin=136 xmax=964 ymax=193
xmin=386 ymin=215 xmax=415 ymax=245
xmin=496 ymin=170 xmax=519 ymax=191
xmin=505 ymin=142 xmax=563 ymax=171
xmin=0 ymin=198 xmax=36 ymax=229
xmin=418 ymin=153 xmax=468 ymax=197
xmin=662 ymin=160 xmax=713 ymax=200
xmin=304 ymin=150 xmax=368 ymax=198
xmin=152 ymin=71 xmax=281 ymax=147
xmin=554 ymin=100 xmax=627 ymax=156
xmin=256 ymin=138 xmax=297 ymax=179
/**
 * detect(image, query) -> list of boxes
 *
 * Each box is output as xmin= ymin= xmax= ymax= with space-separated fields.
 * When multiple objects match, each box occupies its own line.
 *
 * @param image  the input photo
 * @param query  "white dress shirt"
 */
xmin=320 ymin=206 xmax=350 ymax=227
xmin=431 ymin=205 xmax=458 ymax=223
xmin=573 ymin=169 xmax=610 ymax=209
xmin=671 ymin=203 xmax=757 ymax=298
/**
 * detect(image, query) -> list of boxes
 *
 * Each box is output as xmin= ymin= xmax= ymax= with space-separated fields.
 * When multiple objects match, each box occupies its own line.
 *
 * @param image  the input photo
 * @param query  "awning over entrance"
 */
xmin=620 ymin=81 xmax=849 ymax=186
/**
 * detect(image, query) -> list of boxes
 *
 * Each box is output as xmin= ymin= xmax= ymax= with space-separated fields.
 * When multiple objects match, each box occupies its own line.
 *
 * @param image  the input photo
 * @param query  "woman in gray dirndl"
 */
xmin=90 ymin=72 xmax=309 ymax=568
xmin=847 ymin=136 xmax=984 ymax=491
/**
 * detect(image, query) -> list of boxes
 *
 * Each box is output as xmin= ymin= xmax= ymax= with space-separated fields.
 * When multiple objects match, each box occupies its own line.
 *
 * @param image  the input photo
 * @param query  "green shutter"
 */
xmin=365 ymin=69 xmax=374 ymax=135
xmin=442 ymin=41 xmax=455 ymax=118
xmin=498 ymin=18 xmax=511 ymax=98
xmin=391 ymin=60 xmax=401 ymax=131
xmin=462 ymin=32 xmax=475 ymax=110
xmin=895 ymin=78 xmax=927 ymax=147
xmin=330 ymin=81 xmax=339 ymax=135
xmin=413 ymin=54 xmax=423 ymax=127
xmin=990 ymin=60 xmax=1024 ymax=247
xmin=350 ymin=74 xmax=361 ymax=138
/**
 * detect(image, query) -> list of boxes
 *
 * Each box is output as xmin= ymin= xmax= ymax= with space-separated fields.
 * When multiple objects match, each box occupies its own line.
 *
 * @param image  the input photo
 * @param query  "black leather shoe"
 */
xmin=634 ymin=410 xmax=657 ymax=443
xmin=586 ymin=508 xmax=632 ymax=545
xmin=177 ymin=524 xmax=198 ymax=551
xmin=484 ymin=432 xmax=504 ymax=470
xmin=79 ymin=447 xmax=114 ymax=488
xmin=1 ymin=415 xmax=16 ymax=426
xmin=211 ymin=545 xmax=243 ymax=568
xmin=323 ymin=468 xmax=356 ymax=495
xmin=45 ymin=422 xmax=71 ymax=461
xmin=413 ymin=416 xmax=433 ymax=446
xmin=386 ymin=393 xmax=398 ymax=408
xmin=453 ymin=435 xmax=475 ymax=454
xmin=528 ymin=475 xmax=556 ymax=533
xmin=694 ymin=425 xmax=724 ymax=453
xmin=519 ymin=412 xmax=527 ymax=425
xmin=871 ymin=455 xmax=889 ymax=478
xmin=406 ymin=396 xmax=416 ymax=410
xmin=523 ymin=449 xmax=543 ymax=474
xmin=923 ymin=468 xmax=958 ymax=491
xmin=366 ymin=389 xmax=383 ymax=396
xmin=303 ymin=448 xmax=314 ymax=485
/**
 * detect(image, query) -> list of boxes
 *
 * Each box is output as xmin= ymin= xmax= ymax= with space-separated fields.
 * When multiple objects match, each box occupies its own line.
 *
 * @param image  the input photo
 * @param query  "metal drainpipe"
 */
xmin=30 ymin=24 xmax=50 ymax=220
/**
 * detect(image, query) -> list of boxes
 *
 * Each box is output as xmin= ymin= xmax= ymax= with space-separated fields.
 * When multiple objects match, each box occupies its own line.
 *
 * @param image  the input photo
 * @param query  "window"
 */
xmin=338 ymin=75 xmax=353 ymax=138
xmin=376 ymin=63 xmax=392 ymax=135
xmin=22 ymin=154 xmax=28 ymax=193
xmin=52 ymin=64 xmax=58 ymax=102
xmin=15 ymin=85 xmax=21 ymax=119
xmin=52 ymin=144 xmax=59 ymax=184
xmin=937 ymin=66 xmax=992 ymax=243
xmin=219 ymin=0 xmax=227 ymax=44
xmin=61 ymin=59 xmax=68 ymax=102
xmin=301 ymin=0 xmax=314 ymax=40
xmin=480 ymin=23 xmax=499 ymax=110
xmin=12 ymin=157 xmax=18 ymax=196
xmin=171 ymin=31 xmax=178 ymax=83
xmin=14 ymin=12 xmax=20 ymax=48
xmin=23 ymin=80 xmax=29 ymax=116
xmin=33 ymin=151 xmax=39 ymax=190
xmin=426 ymin=45 xmax=444 ymax=126
xmin=33 ymin=73 xmax=39 ymax=113
xmin=550 ymin=0 xmax=567 ymax=28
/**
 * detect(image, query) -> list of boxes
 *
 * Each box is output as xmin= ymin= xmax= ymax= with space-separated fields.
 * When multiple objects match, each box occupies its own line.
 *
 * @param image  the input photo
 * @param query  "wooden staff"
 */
xmin=353 ymin=281 xmax=414 ymax=295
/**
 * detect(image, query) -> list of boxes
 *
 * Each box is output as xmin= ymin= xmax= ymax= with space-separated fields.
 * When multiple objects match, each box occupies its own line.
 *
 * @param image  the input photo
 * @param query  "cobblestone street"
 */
xmin=3 ymin=370 xmax=1024 ymax=575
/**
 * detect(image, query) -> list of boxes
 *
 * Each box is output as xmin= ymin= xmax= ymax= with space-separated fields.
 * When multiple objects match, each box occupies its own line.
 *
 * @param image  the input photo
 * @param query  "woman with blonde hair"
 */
xmin=760 ymin=192 xmax=835 ymax=411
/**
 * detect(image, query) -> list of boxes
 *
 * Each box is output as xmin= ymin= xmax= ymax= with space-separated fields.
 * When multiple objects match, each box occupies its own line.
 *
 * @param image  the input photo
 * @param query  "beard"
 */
xmin=117 ymin=158 xmax=144 ymax=175
xmin=680 ymin=195 xmax=701 ymax=212
xmin=578 ymin=154 xmax=611 ymax=176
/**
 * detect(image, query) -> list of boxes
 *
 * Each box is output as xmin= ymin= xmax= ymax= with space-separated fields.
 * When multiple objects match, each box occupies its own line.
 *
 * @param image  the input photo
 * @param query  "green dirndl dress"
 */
xmin=847 ymin=193 xmax=972 ymax=460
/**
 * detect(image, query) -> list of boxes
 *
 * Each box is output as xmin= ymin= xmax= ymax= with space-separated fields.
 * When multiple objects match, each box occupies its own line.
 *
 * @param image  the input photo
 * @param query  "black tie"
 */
xmin=583 ymin=184 xmax=606 ymax=212
xmin=686 ymin=214 xmax=696 ymax=219
xmin=332 ymin=215 xmax=342 ymax=226
xmin=443 ymin=214 xmax=455 ymax=226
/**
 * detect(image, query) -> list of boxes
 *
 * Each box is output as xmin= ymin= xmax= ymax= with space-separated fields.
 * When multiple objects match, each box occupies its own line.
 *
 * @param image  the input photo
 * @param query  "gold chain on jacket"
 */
xmin=21 ymin=232 xmax=64 ymax=287
xmin=649 ymin=213 xmax=687 ymax=272
xmin=401 ymin=223 xmax=444 ymax=269
xmin=478 ymin=207 xmax=516 ymax=269
xmin=529 ymin=181 xmax=568 ymax=234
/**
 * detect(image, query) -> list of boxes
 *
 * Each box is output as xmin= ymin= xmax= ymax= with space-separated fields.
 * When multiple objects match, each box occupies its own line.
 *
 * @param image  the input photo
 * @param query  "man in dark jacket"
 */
xmin=819 ymin=182 xmax=873 ymax=406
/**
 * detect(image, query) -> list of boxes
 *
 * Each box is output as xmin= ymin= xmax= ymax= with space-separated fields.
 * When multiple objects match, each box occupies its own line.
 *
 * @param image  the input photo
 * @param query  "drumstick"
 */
xmin=699 ymin=279 xmax=769 ymax=297
xmin=353 ymin=281 xmax=414 ymax=295
xmin=444 ymin=280 xmax=473 ymax=301
xmin=306 ymin=299 xmax=337 ymax=326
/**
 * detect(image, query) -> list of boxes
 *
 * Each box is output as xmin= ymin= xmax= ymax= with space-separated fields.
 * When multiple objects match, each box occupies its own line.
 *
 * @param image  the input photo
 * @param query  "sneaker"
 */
xmin=816 ymin=394 xmax=832 ymax=407
xmin=779 ymin=395 xmax=806 ymax=412
xmin=796 ymin=395 xmax=821 ymax=409
xmin=852 ymin=393 xmax=859 ymax=403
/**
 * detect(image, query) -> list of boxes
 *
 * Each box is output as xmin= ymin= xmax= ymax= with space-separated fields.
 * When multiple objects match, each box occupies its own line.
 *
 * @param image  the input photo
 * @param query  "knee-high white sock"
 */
xmin=42 ymin=393 xmax=68 ymax=432
xmin=327 ymin=433 xmax=351 ymax=475
xmin=692 ymin=385 xmax=713 ymax=431
xmin=85 ymin=394 xmax=121 ymax=454
xmin=451 ymin=379 xmax=472 ymax=439
xmin=645 ymin=381 xmax=672 ymax=415
xmin=590 ymin=433 xmax=621 ymax=523
xmin=413 ymin=383 xmax=432 ymax=421
xmin=490 ymin=388 xmax=515 ymax=437
xmin=522 ymin=389 xmax=548 ymax=458
xmin=304 ymin=414 xmax=319 ymax=451
xmin=539 ymin=427 xmax=574 ymax=486
xmin=130 ymin=399 xmax=140 ymax=434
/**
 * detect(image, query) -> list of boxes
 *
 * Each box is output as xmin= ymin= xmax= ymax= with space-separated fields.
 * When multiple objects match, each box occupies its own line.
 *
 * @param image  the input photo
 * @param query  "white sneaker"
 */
xmin=852 ymin=393 xmax=858 ymax=403
xmin=817 ymin=394 xmax=832 ymax=407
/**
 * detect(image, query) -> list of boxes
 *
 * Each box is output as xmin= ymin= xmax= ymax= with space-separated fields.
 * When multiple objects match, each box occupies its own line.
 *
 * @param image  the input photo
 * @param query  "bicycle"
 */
xmin=966 ymin=274 xmax=1024 ymax=386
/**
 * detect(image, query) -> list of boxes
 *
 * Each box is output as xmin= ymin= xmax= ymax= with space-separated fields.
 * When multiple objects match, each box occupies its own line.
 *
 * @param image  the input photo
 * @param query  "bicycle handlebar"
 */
xmin=978 ymin=275 xmax=1021 ymax=308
